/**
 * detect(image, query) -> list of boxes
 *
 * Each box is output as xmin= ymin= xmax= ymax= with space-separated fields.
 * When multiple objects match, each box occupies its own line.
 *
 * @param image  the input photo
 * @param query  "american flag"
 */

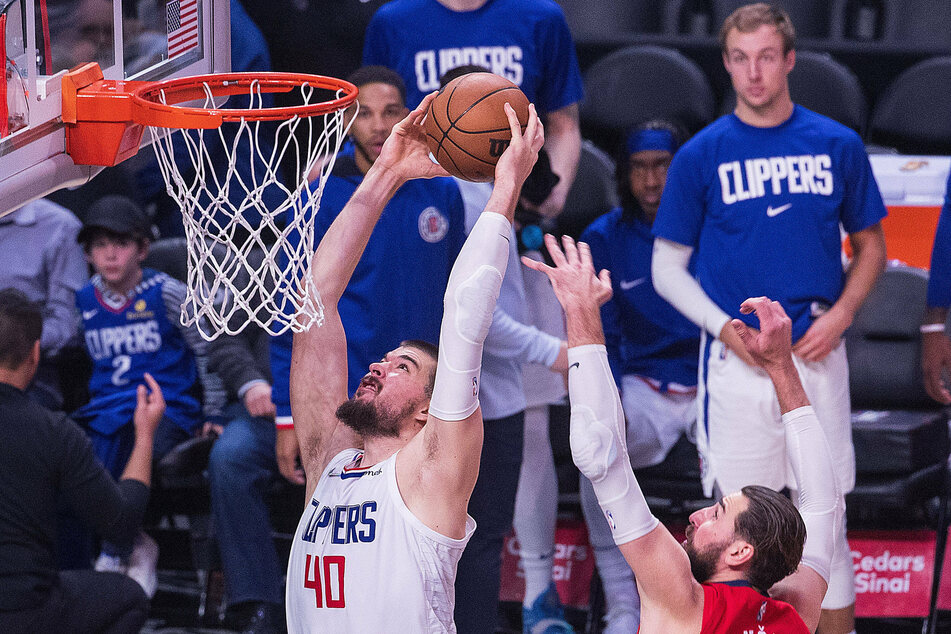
xmin=167 ymin=0 xmax=199 ymax=58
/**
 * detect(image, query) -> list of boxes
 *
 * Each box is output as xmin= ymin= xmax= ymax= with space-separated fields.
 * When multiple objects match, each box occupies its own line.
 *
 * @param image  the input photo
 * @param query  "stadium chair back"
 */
xmin=869 ymin=56 xmax=951 ymax=155
xmin=580 ymin=45 xmax=715 ymax=138
xmin=556 ymin=141 xmax=618 ymax=239
xmin=845 ymin=264 xmax=933 ymax=410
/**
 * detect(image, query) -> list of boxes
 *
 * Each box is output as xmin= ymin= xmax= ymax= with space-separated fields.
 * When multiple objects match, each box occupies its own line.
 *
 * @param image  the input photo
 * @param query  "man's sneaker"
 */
xmin=127 ymin=532 xmax=159 ymax=598
xmin=522 ymin=583 xmax=575 ymax=634
xmin=94 ymin=552 xmax=127 ymax=574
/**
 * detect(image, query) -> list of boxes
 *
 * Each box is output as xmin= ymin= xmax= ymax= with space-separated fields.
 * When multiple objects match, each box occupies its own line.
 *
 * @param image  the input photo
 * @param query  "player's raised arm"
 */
xmin=397 ymin=103 xmax=545 ymax=538
xmin=733 ymin=299 xmax=841 ymax=631
xmin=524 ymin=233 xmax=706 ymax=627
xmin=290 ymin=93 xmax=450 ymax=491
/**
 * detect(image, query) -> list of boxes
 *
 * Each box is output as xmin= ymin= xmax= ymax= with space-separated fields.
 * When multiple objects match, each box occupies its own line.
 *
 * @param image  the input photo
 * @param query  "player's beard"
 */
xmin=684 ymin=536 xmax=730 ymax=584
xmin=336 ymin=395 xmax=419 ymax=439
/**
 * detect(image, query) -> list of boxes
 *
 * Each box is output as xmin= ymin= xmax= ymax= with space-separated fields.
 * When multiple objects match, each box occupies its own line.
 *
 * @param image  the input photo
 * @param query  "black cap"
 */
xmin=77 ymin=196 xmax=151 ymax=244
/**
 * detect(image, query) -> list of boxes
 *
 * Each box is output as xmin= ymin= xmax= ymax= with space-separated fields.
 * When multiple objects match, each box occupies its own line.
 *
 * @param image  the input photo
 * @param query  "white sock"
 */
xmin=596 ymin=546 xmax=639 ymax=622
xmin=521 ymin=550 xmax=555 ymax=606
xmin=514 ymin=405 xmax=560 ymax=606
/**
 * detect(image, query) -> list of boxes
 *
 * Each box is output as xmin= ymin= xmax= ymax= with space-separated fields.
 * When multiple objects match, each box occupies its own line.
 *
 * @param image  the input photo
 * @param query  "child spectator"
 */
xmin=72 ymin=195 xmax=224 ymax=597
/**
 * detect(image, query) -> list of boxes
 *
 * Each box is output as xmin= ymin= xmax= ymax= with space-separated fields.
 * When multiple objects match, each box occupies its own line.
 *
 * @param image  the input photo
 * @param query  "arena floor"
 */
xmin=141 ymin=569 xmax=951 ymax=634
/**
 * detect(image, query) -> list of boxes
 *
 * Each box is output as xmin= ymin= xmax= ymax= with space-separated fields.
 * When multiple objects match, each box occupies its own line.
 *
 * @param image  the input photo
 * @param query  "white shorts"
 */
xmin=697 ymin=333 xmax=854 ymax=497
xmin=620 ymin=375 xmax=697 ymax=470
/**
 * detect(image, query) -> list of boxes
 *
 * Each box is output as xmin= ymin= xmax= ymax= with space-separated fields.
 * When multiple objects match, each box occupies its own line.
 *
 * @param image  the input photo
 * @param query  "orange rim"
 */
xmin=130 ymin=72 xmax=358 ymax=127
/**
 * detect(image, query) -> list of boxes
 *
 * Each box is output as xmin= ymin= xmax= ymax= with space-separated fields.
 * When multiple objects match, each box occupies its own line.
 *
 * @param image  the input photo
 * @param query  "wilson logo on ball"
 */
xmin=489 ymin=138 xmax=511 ymax=157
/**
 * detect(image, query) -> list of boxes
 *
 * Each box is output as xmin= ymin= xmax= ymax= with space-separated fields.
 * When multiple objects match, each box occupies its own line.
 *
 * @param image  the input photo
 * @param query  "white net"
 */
xmin=147 ymin=78 xmax=355 ymax=340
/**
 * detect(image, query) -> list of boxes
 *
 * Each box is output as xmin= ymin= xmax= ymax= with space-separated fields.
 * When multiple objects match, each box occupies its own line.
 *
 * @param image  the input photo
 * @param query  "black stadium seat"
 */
xmin=868 ymin=56 xmax=951 ymax=155
xmin=580 ymin=45 xmax=715 ymax=139
xmin=557 ymin=0 xmax=660 ymax=38
xmin=720 ymin=50 xmax=868 ymax=136
xmin=714 ymin=0 xmax=832 ymax=38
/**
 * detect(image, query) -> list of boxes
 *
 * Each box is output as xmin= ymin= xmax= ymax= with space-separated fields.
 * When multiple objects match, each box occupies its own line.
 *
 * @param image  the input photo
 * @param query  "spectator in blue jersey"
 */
xmin=204 ymin=249 xmax=289 ymax=634
xmin=578 ymin=121 xmax=700 ymax=633
xmin=72 ymin=195 xmax=225 ymax=598
xmin=651 ymin=5 xmax=887 ymax=634
xmin=0 ymin=288 xmax=165 ymax=634
xmin=0 ymin=198 xmax=88 ymax=410
xmin=922 ymin=171 xmax=951 ymax=404
xmin=363 ymin=0 xmax=583 ymax=219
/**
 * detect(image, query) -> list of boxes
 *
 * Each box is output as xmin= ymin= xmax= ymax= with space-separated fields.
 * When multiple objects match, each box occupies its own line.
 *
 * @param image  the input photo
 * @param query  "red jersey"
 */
xmin=701 ymin=581 xmax=809 ymax=633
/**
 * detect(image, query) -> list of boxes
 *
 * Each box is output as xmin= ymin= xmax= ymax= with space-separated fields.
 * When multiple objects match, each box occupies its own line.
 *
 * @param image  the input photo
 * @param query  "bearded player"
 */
xmin=526 ymin=233 xmax=842 ymax=633
xmin=284 ymin=95 xmax=544 ymax=632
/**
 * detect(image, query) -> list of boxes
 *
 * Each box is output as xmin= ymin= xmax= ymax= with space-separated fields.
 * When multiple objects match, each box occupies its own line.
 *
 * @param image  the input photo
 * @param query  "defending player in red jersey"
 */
xmin=525 ymin=233 xmax=842 ymax=633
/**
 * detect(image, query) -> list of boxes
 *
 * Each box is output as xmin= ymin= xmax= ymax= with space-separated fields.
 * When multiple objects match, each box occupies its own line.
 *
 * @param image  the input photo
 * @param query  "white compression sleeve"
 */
xmin=568 ymin=344 xmax=659 ymax=545
xmin=428 ymin=211 xmax=510 ymax=421
xmin=784 ymin=405 xmax=842 ymax=583
xmin=651 ymin=238 xmax=731 ymax=338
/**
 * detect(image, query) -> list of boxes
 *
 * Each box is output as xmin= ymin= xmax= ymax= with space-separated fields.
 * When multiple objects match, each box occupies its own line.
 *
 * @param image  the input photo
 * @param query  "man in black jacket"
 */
xmin=0 ymin=288 xmax=165 ymax=634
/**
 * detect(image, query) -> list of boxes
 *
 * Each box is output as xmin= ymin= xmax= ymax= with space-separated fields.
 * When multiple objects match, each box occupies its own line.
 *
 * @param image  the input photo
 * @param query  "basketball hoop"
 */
xmin=62 ymin=63 xmax=358 ymax=339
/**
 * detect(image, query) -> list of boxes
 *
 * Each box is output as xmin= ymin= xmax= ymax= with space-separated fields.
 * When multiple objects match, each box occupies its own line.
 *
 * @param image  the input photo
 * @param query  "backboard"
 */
xmin=0 ymin=0 xmax=230 ymax=216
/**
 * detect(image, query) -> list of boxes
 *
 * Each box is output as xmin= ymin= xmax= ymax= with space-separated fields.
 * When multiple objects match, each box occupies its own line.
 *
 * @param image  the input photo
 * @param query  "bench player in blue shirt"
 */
xmin=651 ymin=5 xmax=887 ymax=633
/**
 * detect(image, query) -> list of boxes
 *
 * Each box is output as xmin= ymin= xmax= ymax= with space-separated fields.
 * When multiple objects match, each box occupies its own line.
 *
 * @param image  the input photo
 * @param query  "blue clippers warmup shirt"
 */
xmin=74 ymin=269 xmax=201 ymax=435
xmin=362 ymin=0 xmax=584 ymax=111
xmin=582 ymin=208 xmax=700 ymax=388
xmin=271 ymin=153 xmax=465 ymax=418
xmin=653 ymin=106 xmax=888 ymax=342
xmin=928 ymin=172 xmax=951 ymax=309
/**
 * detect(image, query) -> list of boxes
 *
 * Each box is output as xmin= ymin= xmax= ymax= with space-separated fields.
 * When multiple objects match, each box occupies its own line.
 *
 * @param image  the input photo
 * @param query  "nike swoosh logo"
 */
xmin=766 ymin=203 xmax=792 ymax=217
xmin=619 ymin=278 xmax=647 ymax=291
xmin=569 ymin=362 xmax=580 ymax=370
xmin=82 ymin=309 xmax=98 ymax=320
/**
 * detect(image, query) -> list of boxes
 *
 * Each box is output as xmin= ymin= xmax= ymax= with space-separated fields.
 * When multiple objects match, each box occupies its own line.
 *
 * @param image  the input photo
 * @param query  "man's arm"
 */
xmin=732 ymin=299 xmax=840 ymax=632
xmin=537 ymin=104 xmax=581 ymax=218
xmin=397 ymin=104 xmax=545 ymax=538
xmin=525 ymin=233 xmax=705 ymax=628
xmin=291 ymin=93 xmax=450 ymax=497
xmin=793 ymin=222 xmax=886 ymax=361
xmin=64 ymin=374 xmax=165 ymax=544
xmin=41 ymin=214 xmax=86 ymax=354
xmin=652 ymin=237 xmax=756 ymax=365
xmin=923 ymin=191 xmax=951 ymax=403
xmin=163 ymin=279 xmax=227 ymax=426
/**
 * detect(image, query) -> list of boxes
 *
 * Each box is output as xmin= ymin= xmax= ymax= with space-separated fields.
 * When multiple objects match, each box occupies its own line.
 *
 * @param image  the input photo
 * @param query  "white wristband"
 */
xmin=921 ymin=323 xmax=946 ymax=333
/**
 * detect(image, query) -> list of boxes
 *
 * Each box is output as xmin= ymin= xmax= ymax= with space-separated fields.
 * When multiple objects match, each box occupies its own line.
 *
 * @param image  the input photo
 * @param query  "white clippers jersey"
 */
xmin=286 ymin=449 xmax=475 ymax=633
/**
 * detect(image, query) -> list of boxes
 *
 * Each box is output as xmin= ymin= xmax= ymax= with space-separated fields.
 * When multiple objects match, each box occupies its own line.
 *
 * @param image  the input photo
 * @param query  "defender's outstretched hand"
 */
xmin=730 ymin=297 xmax=794 ymax=369
xmin=522 ymin=233 xmax=612 ymax=311
xmin=376 ymin=91 xmax=450 ymax=182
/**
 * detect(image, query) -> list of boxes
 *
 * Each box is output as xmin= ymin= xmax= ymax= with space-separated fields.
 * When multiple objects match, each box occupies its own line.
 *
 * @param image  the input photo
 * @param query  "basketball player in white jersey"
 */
xmin=284 ymin=94 xmax=545 ymax=632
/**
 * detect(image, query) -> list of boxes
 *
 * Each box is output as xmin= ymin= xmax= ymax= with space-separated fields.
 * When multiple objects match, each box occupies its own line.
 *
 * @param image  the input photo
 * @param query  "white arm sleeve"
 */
xmin=428 ymin=211 xmax=510 ymax=421
xmin=651 ymin=238 xmax=731 ymax=338
xmin=568 ymin=344 xmax=659 ymax=545
xmin=783 ymin=405 xmax=842 ymax=583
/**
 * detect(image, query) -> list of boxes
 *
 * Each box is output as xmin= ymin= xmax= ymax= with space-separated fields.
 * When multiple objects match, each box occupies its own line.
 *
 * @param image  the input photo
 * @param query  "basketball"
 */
xmin=425 ymin=72 xmax=530 ymax=182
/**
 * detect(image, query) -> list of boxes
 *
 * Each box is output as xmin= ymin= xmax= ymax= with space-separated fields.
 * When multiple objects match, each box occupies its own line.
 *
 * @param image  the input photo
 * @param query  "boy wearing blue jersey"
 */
xmin=363 ymin=0 xmax=583 ymax=218
xmin=73 ymin=196 xmax=224 ymax=597
xmin=651 ymin=5 xmax=887 ymax=634
xmin=580 ymin=121 xmax=700 ymax=633
xmin=922 ymin=171 xmax=951 ymax=404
